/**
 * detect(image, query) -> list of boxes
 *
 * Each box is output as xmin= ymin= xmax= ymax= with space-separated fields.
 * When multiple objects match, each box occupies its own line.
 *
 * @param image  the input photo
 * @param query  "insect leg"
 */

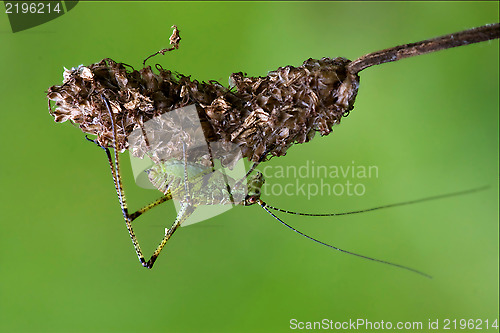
xmin=99 ymin=93 xmax=149 ymax=267
xmin=92 ymin=95 xmax=197 ymax=268
xmin=85 ymin=135 xmax=172 ymax=222
xmin=90 ymin=128 xmax=187 ymax=268
xmin=233 ymin=146 xmax=270 ymax=191
xmin=128 ymin=194 xmax=173 ymax=221
xmin=145 ymin=202 xmax=196 ymax=269
xmin=144 ymin=140 xmax=196 ymax=268
xmin=233 ymin=161 xmax=261 ymax=192
xmin=182 ymin=141 xmax=192 ymax=203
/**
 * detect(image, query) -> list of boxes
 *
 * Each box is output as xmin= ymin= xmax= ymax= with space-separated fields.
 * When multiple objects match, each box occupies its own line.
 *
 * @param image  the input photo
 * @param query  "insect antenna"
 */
xmin=256 ymin=186 xmax=488 ymax=278
xmin=261 ymin=186 xmax=488 ymax=217
xmin=258 ymin=200 xmax=432 ymax=279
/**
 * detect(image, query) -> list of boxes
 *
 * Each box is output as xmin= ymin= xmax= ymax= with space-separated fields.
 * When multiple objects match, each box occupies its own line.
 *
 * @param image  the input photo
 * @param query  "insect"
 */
xmin=47 ymin=23 xmax=499 ymax=274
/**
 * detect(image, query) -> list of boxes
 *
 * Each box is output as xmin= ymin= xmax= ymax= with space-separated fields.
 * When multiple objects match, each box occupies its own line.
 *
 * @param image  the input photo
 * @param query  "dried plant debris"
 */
xmin=47 ymin=23 xmax=499 ymax=163
xmin=47 ymin=27 xmax=359 ymax=163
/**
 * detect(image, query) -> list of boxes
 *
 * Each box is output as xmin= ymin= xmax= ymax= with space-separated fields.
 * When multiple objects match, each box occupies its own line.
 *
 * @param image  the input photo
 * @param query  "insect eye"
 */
xmin=245 ymin=196 xmax=257 ymax=205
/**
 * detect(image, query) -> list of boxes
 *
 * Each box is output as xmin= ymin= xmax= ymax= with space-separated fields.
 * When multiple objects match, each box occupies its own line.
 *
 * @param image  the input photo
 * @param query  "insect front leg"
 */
xmin=97 ymin=94 xmax=180 ymax=268
xmin=86 ymin=135 xmax=173 ymax=222
xmin=85 ymin=135 xmax=147 ymax=265
xmin=93 ymin=139 xmax=193 ymax=269
xmin=98 ymin=140 xmax=149 ymax=267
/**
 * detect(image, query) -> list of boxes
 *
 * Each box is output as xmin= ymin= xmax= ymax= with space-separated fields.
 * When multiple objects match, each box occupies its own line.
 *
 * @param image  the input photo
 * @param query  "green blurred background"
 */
xmin=1 ymin=2 xmax=498 ymax=332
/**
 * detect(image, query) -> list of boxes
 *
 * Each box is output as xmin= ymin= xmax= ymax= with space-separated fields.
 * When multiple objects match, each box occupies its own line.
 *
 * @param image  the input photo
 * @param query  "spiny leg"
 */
xmin=88 ymin=128 xmax=185 ymax=268
xmin=181 ymin=141 xmax=192 ymax=203
xmin=99 ymin=94 xmax=149 ymax=267
xmin=85 ymin=135 xmax=119 ymax=197
xmin=99 ymin=93 xmax=188 ymax=268
xmin=233 ymin=147 xmax=269 ymax=192
xmin=129 ymin=194 xmax=173 ymax=221
xmin=146 ymin=141 xmax=197 ymax=268
xmin=85 ymin=135 xmax=172 ymax=223
xmin=233 ymin=161 xmax=261 ymax=193
xmin=88 ymin=99 xmax=193 ymax=269
xmin=206 ymin=142 xmax=235 ymax=205
xmin=146 ymin=202 xmax=196 ymax=268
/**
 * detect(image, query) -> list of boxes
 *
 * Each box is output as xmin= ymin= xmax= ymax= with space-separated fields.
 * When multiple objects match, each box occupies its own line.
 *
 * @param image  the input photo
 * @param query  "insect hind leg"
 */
xmin=145 ymin=139 xmax=205 ymax=268
xmin=145 ymin=201 xmax=196 ymax=268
